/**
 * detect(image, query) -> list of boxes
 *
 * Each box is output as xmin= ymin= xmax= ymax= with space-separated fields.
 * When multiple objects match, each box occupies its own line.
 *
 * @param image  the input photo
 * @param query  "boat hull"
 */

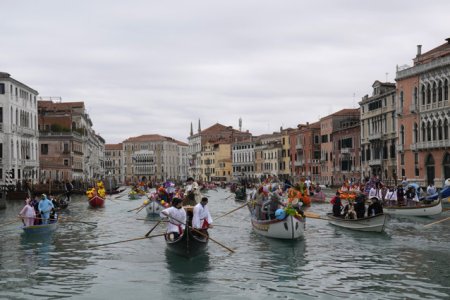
xmin=22 ymin=222 xmax=58 ymax=234
xmin=88 ymin=195 xmax=105 ymax=208
xmin=145 ymin=200 xmax=165 ymax=216
xmin=250 ymin=215 xmax=305 ymax=239
xmin=310 ymin=191 xmax=326 ymax=203
xmin=165 ymin=228 xmax=208 ymax=257
xmin=384 ymin=199 xmax=442 ymax=216
xmin=326 ymin=213 xmax=387 ymax=232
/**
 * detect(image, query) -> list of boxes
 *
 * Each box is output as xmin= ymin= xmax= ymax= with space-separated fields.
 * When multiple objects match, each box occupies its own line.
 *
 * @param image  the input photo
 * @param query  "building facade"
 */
xmin=0 ymin=72 xmax=39 ymax=186
xmin=105 ymin=143 xmax=124 ymax=185
xmin=359 ymin=81 xmax=397 ymax=184
xmin=396 ymin=39 xmax=450 ymax=187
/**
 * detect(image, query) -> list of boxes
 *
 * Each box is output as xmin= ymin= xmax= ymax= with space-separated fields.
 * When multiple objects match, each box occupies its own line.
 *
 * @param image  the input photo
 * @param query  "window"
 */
xmin=0 ymin=83 xmax=5 ymax=94
xmin=41 ymin=144 xmax=48 ymax=155
xmin=64 ymin=159 xmax=69 ymax=166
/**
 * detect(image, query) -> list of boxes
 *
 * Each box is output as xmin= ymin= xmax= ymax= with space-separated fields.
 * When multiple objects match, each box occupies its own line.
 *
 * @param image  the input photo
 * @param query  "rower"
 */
xmin=160 ymin=198 xmax=186 ymax=241
xmin=192 ymin=197 xmax=213 ymax=231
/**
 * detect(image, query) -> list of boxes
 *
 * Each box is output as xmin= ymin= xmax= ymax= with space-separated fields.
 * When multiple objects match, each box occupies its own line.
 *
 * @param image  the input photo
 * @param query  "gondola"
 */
xmin=88 ymin=195 xmax=105 ymax=208
xmin=164 ymin=205 xmax=208 ymax=257
xmin=326 ymin=213 xmax=387 ymax=232
xmin=164 ymin=225 xmax=209 ymax=257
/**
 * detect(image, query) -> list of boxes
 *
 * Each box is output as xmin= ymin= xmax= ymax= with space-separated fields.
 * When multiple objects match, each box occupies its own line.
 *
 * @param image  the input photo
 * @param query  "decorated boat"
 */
xmin=326 ymin=213 xmax=387 ymax=232
xmin=383 ymin=199 xmax=442 ymax=216
xmin=310 ymin=190 xmax=326 ymax=203
xmin=145 ymin=199 xmax=168 ymax=216
xmin=248 ymin=202 xmax=305 ymax=239
xmin=234 ymin=187 xmax=247 ymax=201
xmin=86 ymin=181 xmax=106 ymax=208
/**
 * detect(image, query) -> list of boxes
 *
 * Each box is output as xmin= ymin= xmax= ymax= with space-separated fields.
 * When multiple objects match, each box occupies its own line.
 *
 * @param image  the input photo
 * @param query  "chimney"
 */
xmin=416 ymin=45 xmax=422 ymax=57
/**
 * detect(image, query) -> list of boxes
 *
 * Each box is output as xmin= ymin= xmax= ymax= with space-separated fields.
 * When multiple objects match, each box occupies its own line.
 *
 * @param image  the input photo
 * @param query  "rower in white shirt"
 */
xmin=192 ymin=197 xmax=213 ymax=230
xmin=160 ymin=198 xmax=186 ymax=240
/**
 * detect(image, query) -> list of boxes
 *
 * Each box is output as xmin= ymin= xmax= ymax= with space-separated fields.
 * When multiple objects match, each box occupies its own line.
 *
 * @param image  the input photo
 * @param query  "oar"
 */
xmin=423 ymin=216 xmax=450 ymax=228
xmin=190 ymin=227 xmax=234 ymax=253
xmin=0 ymin=218 xmax=21 ymax=227
xmin=88 ymin=233 xmax=165 ymax=248
xmin=215 ymin=202 xmax=249 ymax=220
xmin=135 ymin=219 xmax=238 ymax=228
xmin=145 ymin=220 xmax=162 ymax=237
xmin=128 ymin=205 xmax=145 ymax=212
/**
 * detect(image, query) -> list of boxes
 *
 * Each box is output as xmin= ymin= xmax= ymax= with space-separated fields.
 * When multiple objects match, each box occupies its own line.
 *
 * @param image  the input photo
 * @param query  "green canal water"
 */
xmin=0 ymin=188 xmax=449 ymax=299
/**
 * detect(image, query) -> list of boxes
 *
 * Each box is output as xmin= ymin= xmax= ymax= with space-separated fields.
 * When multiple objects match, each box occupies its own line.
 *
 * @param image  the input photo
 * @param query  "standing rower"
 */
xmin=160 ymin=198 xmax=186 ymax=240
xmin=192 ymin=197 xmax=213 ymax=230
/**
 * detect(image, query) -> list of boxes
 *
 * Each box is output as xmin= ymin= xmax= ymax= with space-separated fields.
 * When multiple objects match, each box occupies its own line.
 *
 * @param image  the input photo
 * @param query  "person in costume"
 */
xmin=18 ymin=197 xmax=36 ymax=226
xmin=38 ymin=194 xmax=54 ymax=224
xmin=160 ymin=198 xmax=186 ymax=240
xmin=192 ymin=197 xmax=213 ymax=230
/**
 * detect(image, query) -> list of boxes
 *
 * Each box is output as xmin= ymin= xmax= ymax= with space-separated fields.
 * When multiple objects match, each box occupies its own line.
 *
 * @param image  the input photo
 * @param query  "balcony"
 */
xmin=397 ymin=144 xmax=404 ymax=152
xmin=409 ymin=103 xmax=418 ymax=113
xmin=295 ymin=143 xmax=303 ymax=150
xmin=420 ymin=99 xmax=449 ymax=113
xmin=368 ymin=132 xmax=382 ymax=141
xmin=416 ymin=140 xmax=450 ymax=150
xmin=368 ymin=159 xmax=382 ymax=166
xmin=341 ymin=148 xmax=351 ymax=154
xmin=294 ymin=160 xmax=304 ymax=167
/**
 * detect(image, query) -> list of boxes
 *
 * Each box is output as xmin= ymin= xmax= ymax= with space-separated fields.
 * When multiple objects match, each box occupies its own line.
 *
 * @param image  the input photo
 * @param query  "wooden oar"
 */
xmin=145 ymin=220 xmax=162 ymax=237
xmin=135 ymin=219 xmax=238 ymax=228
xmin=215 ymin=202 xmax=249 ymax=220
xmin=190 ymin=227 xmax=234 ymax=253
xmin=304 ymin=211 xmax=329 ymax=220
xmin=88 ymin=233 xmax=165 ymax=248
xmin=127 ymin=205 xmax=145 ymax=212
xmin=424 ymin=216 xmax=450 ymax=228
xmin=0 ymin=218 xmax=21 ymax=227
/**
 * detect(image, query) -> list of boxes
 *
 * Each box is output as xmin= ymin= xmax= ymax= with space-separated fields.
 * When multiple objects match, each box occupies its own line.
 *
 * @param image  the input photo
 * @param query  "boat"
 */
xmin=22 ymin=218 xmax=58 ymax=234
xmin=248 ymin=202 xmax=305 ymax=239
xmin=326 ymin=213 xmax=387 ymax=232
xmin=383 ymin=199 xmax=442 ymax=216
xmin=234 ymin=188 xmax=247 ymax=201
xmin=164 ymin=225 xmax=209 ymax=257
xmin=145 ymin=199 xmax=166 ymax=216
xmin=88 ymin=195 xmax=105 ymax=208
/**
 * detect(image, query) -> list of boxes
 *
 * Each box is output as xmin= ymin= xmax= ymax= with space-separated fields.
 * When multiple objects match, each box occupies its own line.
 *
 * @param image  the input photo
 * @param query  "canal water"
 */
xmin=0 ymin=188 xmax=449 ymax=299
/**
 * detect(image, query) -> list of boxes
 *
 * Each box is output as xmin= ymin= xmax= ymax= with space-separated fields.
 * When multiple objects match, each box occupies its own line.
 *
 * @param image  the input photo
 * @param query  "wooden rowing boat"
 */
xmin=88 ymin=195 xmax=105 ymax=208
xmin=249 ymin=214 xmax=305 ymax=239
xmin=326 ymin=213 xmax=387 ymax=232
xmin=145 ymin=199 xmax=166 ymax=216
xmin=383 ymin=199 xmax=442 ymax=216
xmin=164 ymin=226 xmax=208 ymax=257
xmin=22 ymin=219 xmax=58 ymax=234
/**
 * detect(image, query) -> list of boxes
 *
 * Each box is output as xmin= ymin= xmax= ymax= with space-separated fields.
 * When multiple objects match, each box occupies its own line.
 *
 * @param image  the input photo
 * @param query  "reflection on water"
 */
xmin=0 ymin=189 xmax=449 ymax=299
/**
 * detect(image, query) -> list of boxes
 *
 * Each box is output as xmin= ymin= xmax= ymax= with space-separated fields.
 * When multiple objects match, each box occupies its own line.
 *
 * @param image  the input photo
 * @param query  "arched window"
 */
xmin=400 ymin=125 xmax=405 ymax=145
xmin=432 ymin=120 xmax=437 ymax=141
xmin=427 ymin=122 xmax=432 ymax=141
xmin=427 ymin=83 xmax=431 ymax=104
xmin=421 ymin=86 xmax=426 ymax=105
xmin=445 ymin=79 xmax=449 ymax=100
xmin=414 ymin=123 xmax=418 ymax=143
xmin=445 ymin=119 xmax=449 ymax=140
xmin=10 ymin=107 xmax=13 ymax=125
xmin=432 ymin=82 xmax=437 ymax=103
xmin=438 ymin=80 xmax=443 ymax=101
xmin=438 ymin=120 xmax=443 ymax=140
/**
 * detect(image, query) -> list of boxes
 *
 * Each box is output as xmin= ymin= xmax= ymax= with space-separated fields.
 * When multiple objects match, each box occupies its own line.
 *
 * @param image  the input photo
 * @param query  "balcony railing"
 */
xmin=368 ymin=159 xmax=382 ymax=166
xmin=294 ymin=160 xmax=304 ymax=166
xmin=295 ymin=143 xmax=303 ymax=150
xmin=341 ymin=148 xmax=350 ymax=154
xmin=420 ymin=100 xmax=449 ymax=112
xmin=416 ymin=140 xmax=450 ymax=150
xmin=368 ymin=132 xmax=382 ymax=141
xmin=397 ymin=144 xmax=404 ymax=152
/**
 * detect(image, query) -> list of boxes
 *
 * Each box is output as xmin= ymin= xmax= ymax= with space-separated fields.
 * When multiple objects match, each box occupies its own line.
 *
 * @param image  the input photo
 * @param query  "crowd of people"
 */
xmin=18 ymin=193 xmax=66 ymax=226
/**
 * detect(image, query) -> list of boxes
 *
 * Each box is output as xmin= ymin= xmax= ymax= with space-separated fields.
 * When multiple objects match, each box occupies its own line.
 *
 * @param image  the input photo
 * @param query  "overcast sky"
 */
xmin=2 ymin=1 xmax=450 ymax=144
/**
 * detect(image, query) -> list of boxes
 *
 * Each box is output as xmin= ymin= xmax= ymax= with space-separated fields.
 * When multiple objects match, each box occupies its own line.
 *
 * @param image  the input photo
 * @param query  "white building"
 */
xmin=0 ymin=72 xmax=39 ymax=185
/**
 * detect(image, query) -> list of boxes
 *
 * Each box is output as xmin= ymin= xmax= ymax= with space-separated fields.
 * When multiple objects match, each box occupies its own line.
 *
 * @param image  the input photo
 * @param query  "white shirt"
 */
xmin=368 ymin=187 xmax=383 ymax=200
xmin=160 ymin=206 xmax=186 ymax=233
xmin=192 ymin=203 xmax=213 ymax=229
xmin=385 ymin=190 xmax=397 ymax=201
